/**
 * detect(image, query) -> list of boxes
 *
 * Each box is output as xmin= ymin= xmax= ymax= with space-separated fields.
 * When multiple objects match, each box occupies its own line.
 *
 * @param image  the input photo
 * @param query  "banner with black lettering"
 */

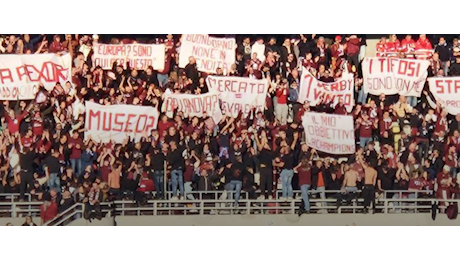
xmin=179 ymin=34 xmax=236 ymax=73
xmin=161 ymin=89 xmax=221 ymax=118
xmin=428 ymin=77 xmax=460 ymax=115
xmin=302 ymin=112 xmax=355 ymax=154
xmin=206 ymin=76 xmax=269 ymax=118
xmin=92 ymin=43 xmax=165 ymax=71
xmin=0 ymin=53 xmax=72 ymax=100
xmin=362 ymin=57 xmax=430 ymax=97
xmin=298 ymin=69 xmax=354 ymax=112
xmin=85 ymin=102 xmax=159 ymax=144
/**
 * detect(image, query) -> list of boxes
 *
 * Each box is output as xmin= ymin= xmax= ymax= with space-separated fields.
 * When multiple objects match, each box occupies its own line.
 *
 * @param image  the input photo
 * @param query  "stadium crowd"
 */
xmin=1 ymin=34 xmax=460 ymax=224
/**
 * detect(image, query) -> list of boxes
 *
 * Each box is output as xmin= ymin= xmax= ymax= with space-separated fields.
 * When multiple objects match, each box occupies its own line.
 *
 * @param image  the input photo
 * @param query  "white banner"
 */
xmin=206 ymin=76 xmax=268 ymax=118
xmin=299 ymin=69 xmax=354 ymax=112
xmin=428 ymin=77 xmax=460 ymax=115
xmin=362 ymin=57 xmax=430 ymax=97
xmin=302 ymin=112 xmax=355 ymax=154
xmin=179 ymin=34 xmax=236 ymax=73
xmin=161 ymin=89 xmax=221 ymax=118
xmin=92 ymin=43 xmax=165 ymax=71
xmin=0 ymin=53 xmax=72 ymax=100
xmin=85 ymin=102 xmax=159 ymax=144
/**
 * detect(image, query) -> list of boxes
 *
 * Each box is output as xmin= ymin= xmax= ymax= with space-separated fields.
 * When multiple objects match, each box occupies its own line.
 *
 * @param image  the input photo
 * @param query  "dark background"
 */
xmin=3 ymin=34 xmax=459 ymax=44
xmin=95 ymin=34 xmax=460 ymax=43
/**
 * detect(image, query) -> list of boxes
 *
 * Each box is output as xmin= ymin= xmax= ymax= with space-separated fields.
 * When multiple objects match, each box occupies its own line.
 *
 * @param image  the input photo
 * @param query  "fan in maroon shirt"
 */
xmin=275 ymin=82 xmax=288 ymax=105
xmin=436 ymin=165 xmax=453 ymax=210
xmin=21 ymin=128 xmax=35 ymax=149
xmin=32 ymin=111 xmax=44 ymax=137
xmin=435 ymin=110 xmax=449 ymax=135
xmin=157 ymin=115 xmax=175 ymax=138
xmin=357 ymin=113 xmax=375 ymax=139
xmin=68 ymin=131 xmax=83 ymax=159
xmin=334 ymin=99 xmax=348 ymax=115
xmin=5 ymin=109 xmax=29 ymax=135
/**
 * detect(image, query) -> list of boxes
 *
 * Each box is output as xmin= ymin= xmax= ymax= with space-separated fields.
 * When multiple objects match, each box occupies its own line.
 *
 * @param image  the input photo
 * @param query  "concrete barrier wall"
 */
xmin=2 ymin=213 xmax=459 ymax=226
xmin=0 ymin=217 xmax=112 ymax=226
xmin=0 ymin=217 xmax=42 ymax=226
xmin=112 ymin=213 xmax=460 ymax=226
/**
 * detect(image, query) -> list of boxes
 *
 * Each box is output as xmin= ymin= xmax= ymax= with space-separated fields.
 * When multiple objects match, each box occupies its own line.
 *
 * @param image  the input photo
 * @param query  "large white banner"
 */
xmin=362 ymin=57 xmax=430 ymax=97
xmin=179 ymin=34 xmax=236 ymax=73
xmin=0 ymin=53 xmax=72 ymax=100
xmin=428 ymin=77 xmax=460 ymax=115
xmin=299 ymin=69 xmax=354 ymax=112
xmin=302 ymin=112 xmax=355 ymax=154
xmin=206 ymin=76 xmax=268 ymax=118
xmin=161 ymin=89 xmax=221 ymax=118
xmin=85 ymin=102 xmax=159 ymax=144
xmin=92 ymin=43 xmax=165 ymax=71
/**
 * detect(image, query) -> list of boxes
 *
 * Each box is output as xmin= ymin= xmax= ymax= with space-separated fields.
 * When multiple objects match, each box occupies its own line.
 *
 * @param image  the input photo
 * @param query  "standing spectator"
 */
xmin=288 ymin=81 xmax=301 ymax=121
xmin=167 ymin=141 xmax=185 ymax=200
xmin=345 ymin=35 xmax=361 ymax=70
xmin=280 ymin=38 xmax=295 ymax=66
xmin=19 ymin=147 xmax=37 ymax=201
xmin=311 ymin=159 xmax=328 ymax=212
xmin=296 ymin=158 xmax=312 ymax=215
xmin=377 ymin=165 xmax=396 ymax=198
xmin=356 ymin=113 xmax=376 ymax=148
xmin=226 ymin=156 xmax=245 ymax=207
xmin=84 ymin=182 xmax=102 ymax=221
xmin=44 ymin=149 xmax=61 ymax=190
xmin=415 ymin=34 xmax=433 ymax=50
xmin=254 ymin=131 xmax=274 ymax=199
xmin=49 ymin=35 xmax=65 ymax=53
xmin=436 ymin=165 xmax=453 ymax=213
xmin=108 ymin=163 xmax=122 ymax=199
xmin=401 ymin=34 xmax=415 ymax=53
xmin=275 ymin=79 xmax=289 ymax=125
xmin=184 ymin=56 xmax=199 ymax=86
xmin=148 ymin=148 xmax=166 ymax=199
xmin=266 ymin=37 xmax=280 ymax=56
xmin=385 ymin=34 xmax=400 ymax=56
xmin=434 ymin=37 xmax=452 ymax=76
xmin=251 ymin=38 xmax=266 ymax=62
xmin=68 ymin=131 xmax=83 ymax=177
xmin=330 ymin=35 xmax=345 ymax=69
xmin=40 ymin=194 xmax=58 ymax=225
xmin=238 ymin=37 xmax=252 ymax=62
xmin=274 ymin=145 xmax=294 ymax=201
xmin=360 ymin=157 xmax=377 ymax=213
xmin=376 ymin=36 xmax=387 ymax=56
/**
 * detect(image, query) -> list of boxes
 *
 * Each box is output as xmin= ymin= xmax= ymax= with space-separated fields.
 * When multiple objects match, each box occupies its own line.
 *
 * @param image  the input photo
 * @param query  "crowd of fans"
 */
xmin=1 ymin=34 xmax=460 ymax=223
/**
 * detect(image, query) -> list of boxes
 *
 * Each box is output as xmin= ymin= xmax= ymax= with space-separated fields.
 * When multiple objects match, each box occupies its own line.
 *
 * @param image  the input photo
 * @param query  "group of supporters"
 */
xmin=0 ymin=34 xmax=460 ymax=224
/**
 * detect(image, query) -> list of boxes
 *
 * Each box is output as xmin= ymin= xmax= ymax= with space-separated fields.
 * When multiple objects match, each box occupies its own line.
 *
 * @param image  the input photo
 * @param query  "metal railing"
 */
xmin=2 ymin=189 xmax=453 ymax=226
xmin=106 ymin=190 xmax=439 ymax=217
